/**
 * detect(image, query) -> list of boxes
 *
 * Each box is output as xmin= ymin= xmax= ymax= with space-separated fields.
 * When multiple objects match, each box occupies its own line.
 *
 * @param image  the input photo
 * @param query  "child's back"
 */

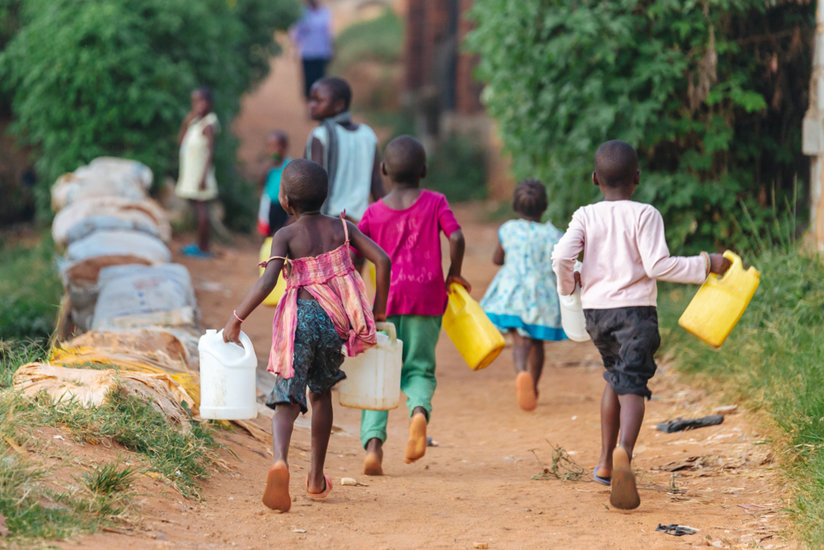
xmin=309 ymin=123 xmax=377 ymax=218
xmin=481 ymin=179 xmax=565 ymax=411
xmin=551 ymin=140 xmax=729 ymax=512
xmin=223 ymin=158 xmax=391 ymax=513
xmin=278 ymin=212 xmax=349 ymax=260
xmin=356 ymin=135 xmax=467 ymax=475
xmin=359 ymin=188 xmax=460 ymax=314
xmin=497 ymin=218 xmax=561 ymax=282
xmin=557 ymin=200 xmax=707 ymax=308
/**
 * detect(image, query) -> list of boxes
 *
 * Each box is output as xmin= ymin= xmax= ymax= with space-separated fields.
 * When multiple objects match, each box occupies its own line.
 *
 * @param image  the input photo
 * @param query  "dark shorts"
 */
xmin=584 ymin=306 xmax=660 ymax=399
xmin=302 ymin=58 xmax=329 ymax=99
xmin=266 ymin=300 xmax=346 ymax=414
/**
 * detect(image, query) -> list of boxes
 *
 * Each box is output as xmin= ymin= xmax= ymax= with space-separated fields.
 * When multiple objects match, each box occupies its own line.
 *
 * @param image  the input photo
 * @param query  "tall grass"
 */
xmin=658 ymin=202 xmax=824 ymax=545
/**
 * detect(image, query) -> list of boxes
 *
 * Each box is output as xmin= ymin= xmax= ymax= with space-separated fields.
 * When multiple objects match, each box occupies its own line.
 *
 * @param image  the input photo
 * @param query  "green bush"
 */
xmin=0 ymin=235 xmax=61 ymax=340
xmin=467 ymin=1 xmax=813 ymax=252
xmin=0 ymin=0 xmax=300 ymax=224
xmin=426 ymin=133 xmax=488 ymax=202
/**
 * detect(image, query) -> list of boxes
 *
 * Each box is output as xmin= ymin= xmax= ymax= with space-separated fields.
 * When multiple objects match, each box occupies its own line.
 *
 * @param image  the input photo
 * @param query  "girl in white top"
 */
xmin=306 ymin=77 xmax=385 ymax=221
xmin=176 ymin=87 xmax=219 ymax=257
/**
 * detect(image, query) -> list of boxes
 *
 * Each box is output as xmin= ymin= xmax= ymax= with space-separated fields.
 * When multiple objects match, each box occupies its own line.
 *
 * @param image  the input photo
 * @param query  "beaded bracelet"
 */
xmin=233 ymin=309 xmax=245 ymax=323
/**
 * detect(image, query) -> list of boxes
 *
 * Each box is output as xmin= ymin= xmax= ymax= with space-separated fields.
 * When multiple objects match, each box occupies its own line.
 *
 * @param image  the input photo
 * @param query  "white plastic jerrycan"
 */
xmin=198 ymin=329 xmax=257 ymax=420
xmin=558 ymin=262 xmax=590 ymax=342
xmin=338 ymin=322 xmax=403 ymax=411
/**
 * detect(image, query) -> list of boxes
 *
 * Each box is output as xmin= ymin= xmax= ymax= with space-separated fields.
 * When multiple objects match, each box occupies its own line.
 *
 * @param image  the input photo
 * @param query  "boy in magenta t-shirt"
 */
xmin=357 ymin=135 xmax=469 ymax=476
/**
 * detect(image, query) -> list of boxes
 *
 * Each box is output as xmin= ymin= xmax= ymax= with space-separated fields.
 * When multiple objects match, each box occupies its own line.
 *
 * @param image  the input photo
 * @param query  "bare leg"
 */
xmin=617 ymin=393 xmax=645 ymax=458
xmin=194 ymin=201 xmax=210 ymax=252
xmin=512 ymin=331 xmax=537 ymax=411
xmin=364 ymin=437 xmax=383 ymax=476
xmin=610 ymin=393 xmax=644 ymax=510
xmin=596 ymin=384 xmax=619 ymax=479
xmin=263 ymin=403 xmax=300 ymax=511
xmin=527 ymin=339 xmax=545 ymax=394
xmin=307 ymin=390 xmax=333 ymax=494
xmin=511 ymin=330 xmax=529 ymax=374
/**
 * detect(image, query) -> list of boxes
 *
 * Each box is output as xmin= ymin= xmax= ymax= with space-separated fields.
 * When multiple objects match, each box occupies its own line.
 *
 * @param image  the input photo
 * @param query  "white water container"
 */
xmin=558 ymin=262 xmax=590 ymax=342
xmin=198 ymin=329 xmax=257 ymax=419
xmin=338 ymin=322 xmax=403 ymax=411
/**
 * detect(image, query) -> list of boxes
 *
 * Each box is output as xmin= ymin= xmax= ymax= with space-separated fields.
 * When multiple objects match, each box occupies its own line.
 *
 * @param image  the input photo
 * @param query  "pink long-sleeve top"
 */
xmin=551 ymin=200 xmax=708 ymax=309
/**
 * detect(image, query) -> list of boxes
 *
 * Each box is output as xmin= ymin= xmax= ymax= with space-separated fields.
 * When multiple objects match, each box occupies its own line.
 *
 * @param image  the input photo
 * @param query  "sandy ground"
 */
xmin=64 ymin=207 xmax=797 ymax=550
xmin=63 ymin=3 xmax=797 ymax=547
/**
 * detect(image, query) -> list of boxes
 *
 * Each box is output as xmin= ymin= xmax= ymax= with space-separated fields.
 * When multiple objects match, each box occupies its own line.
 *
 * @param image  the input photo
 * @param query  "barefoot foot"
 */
xmin=364 ymin=450 xmax=383 ymax=476
xmin=516 ymin=371 xmax=537 ymax=411
xmin=262 ymin=461 xmax=291 ymax=512
xmin=404 ymin=412 xmax=427 ymax=463
xmin=610 ymin=446 xmax=640 ymax=510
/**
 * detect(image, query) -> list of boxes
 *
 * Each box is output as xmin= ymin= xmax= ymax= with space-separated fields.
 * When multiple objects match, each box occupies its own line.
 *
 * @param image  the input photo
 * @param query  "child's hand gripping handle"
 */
xmin=708 ymin=250 xmax=736 ymax=277
xmin=375 ymin=321 xmax=397 ymax=342
xmin=216 ymin=329 xmax=256 ymax=368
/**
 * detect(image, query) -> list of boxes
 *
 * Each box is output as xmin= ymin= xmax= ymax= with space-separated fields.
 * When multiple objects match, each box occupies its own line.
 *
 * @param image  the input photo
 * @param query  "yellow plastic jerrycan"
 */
xmin=678 ymin=250 xmax=760 ymax=348
xmin=258 ymin=238 xmax=287 ymax=307
xmin=443 ymin=283 xmax=505 ymax=370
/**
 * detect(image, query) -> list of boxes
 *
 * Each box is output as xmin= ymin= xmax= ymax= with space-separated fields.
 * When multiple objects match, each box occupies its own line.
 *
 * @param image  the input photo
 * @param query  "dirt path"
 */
xmin=67 ymin=208 xmax=795 ymax=550
xmin=66 ymin=4 xmax=795 ymax=546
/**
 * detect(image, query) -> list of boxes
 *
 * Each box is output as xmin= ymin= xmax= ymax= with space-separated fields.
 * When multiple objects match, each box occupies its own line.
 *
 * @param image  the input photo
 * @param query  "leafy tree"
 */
xmin=467 ymin=1 xmax=813 ymax=251
xmin=0 ymin=0 xmax=300 ymax=225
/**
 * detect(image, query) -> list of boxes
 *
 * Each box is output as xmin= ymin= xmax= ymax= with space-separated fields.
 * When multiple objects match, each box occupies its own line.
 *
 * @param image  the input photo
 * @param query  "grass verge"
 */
xmin=0 ymin=338 xmax=219 ymax=542
xmin=659 ymin=245 xmax=824 ymax=545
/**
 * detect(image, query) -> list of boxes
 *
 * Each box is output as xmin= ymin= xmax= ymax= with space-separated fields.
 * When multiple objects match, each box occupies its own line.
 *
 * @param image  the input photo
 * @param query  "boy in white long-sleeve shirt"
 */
xmin=551 ymin=140 xmax=730 ymax=510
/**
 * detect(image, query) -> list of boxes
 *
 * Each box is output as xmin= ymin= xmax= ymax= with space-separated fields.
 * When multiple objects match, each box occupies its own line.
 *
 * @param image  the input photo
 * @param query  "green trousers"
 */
xmin=360 ymin=314 xmax=442 ymax=449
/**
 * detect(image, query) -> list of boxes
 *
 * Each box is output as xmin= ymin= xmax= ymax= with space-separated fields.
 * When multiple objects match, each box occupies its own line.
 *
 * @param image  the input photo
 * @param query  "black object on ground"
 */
xmin=656 ymin=524 xmax=698 ymax=536
xmin=656 ymin=414 xmax=724 ymax=433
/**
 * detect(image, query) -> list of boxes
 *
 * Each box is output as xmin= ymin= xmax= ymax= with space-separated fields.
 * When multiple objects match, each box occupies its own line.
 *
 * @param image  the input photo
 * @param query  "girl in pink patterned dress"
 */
xmin=224 ymin=159 xmax=390 ymax=513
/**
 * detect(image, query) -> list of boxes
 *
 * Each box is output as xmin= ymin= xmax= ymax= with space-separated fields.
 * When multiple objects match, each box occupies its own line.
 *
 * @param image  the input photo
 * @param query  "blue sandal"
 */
xmin=594 ymin=466 xmax=611 ymax=486
xmin=181 ymin=243 xmax=213 ymax=259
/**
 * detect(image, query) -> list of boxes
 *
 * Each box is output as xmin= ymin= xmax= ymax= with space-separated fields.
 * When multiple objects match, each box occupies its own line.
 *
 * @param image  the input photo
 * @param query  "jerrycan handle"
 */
xmin=216 ymin=329 xmax=255 ymax=368
xmin=448 ymin=283 xmax=468 ymax=309
xmin=716 ymin=250 xmax=743 ymax=282
xmin=375 ymin=321 xmax=397 ymax=341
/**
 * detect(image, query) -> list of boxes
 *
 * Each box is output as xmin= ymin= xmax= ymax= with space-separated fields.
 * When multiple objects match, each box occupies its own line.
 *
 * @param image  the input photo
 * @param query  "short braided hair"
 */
xmin=512 ymin=179 xmax=548 ymax=219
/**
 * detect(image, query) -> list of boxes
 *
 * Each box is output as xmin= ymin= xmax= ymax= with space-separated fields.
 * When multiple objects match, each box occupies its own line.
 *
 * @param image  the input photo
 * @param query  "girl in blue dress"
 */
xmin=481 ymin=179 xmax=565 ymax=411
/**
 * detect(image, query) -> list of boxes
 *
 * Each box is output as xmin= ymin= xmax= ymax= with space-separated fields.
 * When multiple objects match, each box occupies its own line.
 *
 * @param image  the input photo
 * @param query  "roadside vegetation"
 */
xmin=658 ymin=211 xmax=824 ymax=545
xmin=0 ymin=234 xmax=62 ymax=341
xmin=0 ymin=342 xmax=220 ymax=543
xmin=0 ymin=0 xmax=301 ymax=228
xmin=468 ymin=1 xmax=812 ymax=253
xmin=0 ymin=237 xmax=219 ymax=543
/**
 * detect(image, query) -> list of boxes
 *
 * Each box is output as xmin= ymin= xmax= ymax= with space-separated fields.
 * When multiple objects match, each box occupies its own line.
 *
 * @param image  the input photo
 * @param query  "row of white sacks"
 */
xmin=50 ymin=157 xmax=200 ymax=366
xmin=10 ymin=158 xmax=215 ymax=429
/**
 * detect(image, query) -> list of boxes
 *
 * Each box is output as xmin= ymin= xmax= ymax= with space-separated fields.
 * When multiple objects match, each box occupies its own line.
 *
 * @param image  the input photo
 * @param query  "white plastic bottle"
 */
xmin=558 ymin=262 xmax=590 ymax=342
xmin=198 ymin=329 xmax=257 ymax=419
